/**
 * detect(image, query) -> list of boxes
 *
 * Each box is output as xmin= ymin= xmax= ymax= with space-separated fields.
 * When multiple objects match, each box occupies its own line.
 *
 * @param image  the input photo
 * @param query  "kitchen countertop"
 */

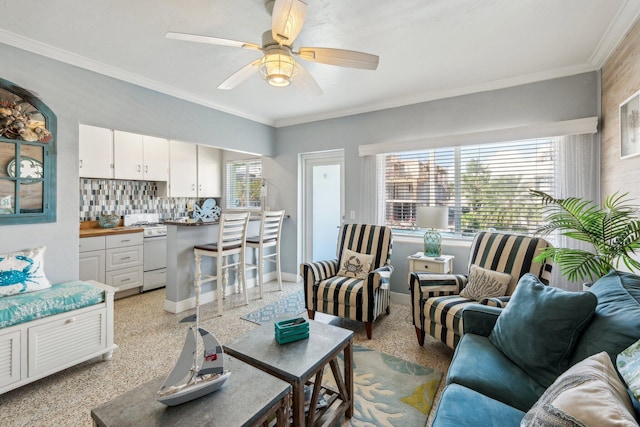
xmin=164 ymin=216 xmax=262 ymax=226
xmin=80 ymin=221 xmax=143 ymax=237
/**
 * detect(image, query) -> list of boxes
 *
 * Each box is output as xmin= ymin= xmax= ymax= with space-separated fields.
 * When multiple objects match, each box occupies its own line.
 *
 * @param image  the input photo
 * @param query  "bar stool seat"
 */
xmin=194 ymin=212 xmax=250 ymax=316
xmin=246 ymin=210 xmax=285 ymax=299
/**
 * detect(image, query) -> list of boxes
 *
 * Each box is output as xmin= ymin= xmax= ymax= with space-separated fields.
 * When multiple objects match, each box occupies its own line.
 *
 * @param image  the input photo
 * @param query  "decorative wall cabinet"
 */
xmin=0 ymin=78 xmax=56 ymax=225
xmin=197 ymin=145 xmax=221 ymax=197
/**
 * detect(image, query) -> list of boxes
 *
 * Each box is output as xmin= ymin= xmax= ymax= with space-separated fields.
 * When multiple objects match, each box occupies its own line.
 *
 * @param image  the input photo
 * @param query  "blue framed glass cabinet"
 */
xmin=0 ymin=78 xmax=56 ymax=224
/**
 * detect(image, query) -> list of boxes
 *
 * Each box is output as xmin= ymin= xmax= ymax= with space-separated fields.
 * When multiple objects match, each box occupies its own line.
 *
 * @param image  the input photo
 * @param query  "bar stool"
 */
xmin=193 ymin=212 xmax=250 ymax=316
xmin=245 ymin=210 xmax=285 ymax=298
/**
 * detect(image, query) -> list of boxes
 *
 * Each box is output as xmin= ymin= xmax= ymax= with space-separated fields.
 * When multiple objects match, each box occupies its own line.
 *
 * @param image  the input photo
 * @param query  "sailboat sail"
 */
xmin=160 ymin=327 xmax=197 ymax=391
xmin=198 ymin=328 xmax=224 ymax=376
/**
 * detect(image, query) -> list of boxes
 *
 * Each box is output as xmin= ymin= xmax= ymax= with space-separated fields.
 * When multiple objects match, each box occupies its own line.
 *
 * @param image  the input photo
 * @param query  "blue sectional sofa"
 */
xmin=431 ymin=270 xmax=640 ymax=426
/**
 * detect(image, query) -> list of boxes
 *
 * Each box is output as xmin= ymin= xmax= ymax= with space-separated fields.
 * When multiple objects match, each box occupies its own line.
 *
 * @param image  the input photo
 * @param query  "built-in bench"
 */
xmin=0 ymin=280 xmax=117 ymax=394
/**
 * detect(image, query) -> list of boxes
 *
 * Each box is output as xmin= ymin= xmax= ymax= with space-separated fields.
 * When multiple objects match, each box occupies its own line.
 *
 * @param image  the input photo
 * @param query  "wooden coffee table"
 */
xmin=224 ymin=319 xmax=353 ymax=427
xmin=91 ymin=355 xmax=291 ymax=427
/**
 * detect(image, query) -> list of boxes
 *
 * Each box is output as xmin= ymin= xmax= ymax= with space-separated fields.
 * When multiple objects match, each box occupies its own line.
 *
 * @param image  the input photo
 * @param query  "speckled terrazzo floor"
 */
xmin=0 ymin=280 xmax=453 ymax=427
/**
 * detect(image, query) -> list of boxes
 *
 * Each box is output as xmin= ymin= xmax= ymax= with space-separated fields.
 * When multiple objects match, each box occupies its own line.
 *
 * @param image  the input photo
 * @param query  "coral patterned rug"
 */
xmin=327 ymin=345 xmax=442 ymax=426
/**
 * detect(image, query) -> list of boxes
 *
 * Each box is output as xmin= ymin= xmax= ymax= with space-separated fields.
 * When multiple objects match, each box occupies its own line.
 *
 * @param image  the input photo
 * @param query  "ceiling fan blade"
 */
xmin=166 ymin=32 xmax=262 ymax=51
xmin=297 ymin=47 xmax=379 ymax=70
xmin=217 ymin=59 xmax=262 ymax=90
xmin=271 ymin=0 xmax=308 ymax=45
xmin=293 ymin=62 xmax=322 ymax=96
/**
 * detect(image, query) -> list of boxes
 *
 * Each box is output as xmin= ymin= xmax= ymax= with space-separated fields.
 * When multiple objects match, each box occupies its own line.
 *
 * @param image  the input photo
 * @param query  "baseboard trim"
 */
xmin=390 ymin=291 xmax=411 ymax=306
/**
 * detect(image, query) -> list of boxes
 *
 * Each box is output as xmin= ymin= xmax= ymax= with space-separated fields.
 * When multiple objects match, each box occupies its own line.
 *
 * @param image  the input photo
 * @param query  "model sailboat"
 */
xmin=157 ymin=274 xmax=230 ymax=406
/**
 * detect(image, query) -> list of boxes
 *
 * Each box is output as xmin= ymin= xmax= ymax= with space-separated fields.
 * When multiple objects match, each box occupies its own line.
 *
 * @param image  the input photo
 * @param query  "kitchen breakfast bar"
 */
xmin=163 ymin=217 xmax=261 ymax=314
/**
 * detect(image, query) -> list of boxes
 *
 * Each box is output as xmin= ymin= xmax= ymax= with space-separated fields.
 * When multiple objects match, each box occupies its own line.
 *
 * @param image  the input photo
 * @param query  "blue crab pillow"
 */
xmin=0 ymin=247 xmax=51 ymax=297
xmin=337 ymin=248 xmax=374 ymax=279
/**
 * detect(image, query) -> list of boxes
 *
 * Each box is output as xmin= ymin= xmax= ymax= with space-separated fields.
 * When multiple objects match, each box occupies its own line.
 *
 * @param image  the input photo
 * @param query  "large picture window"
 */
xmin=383 ymin=138 xmax=554 ymax=237
xmin=225 ymin=159 xmax=262 ymax=210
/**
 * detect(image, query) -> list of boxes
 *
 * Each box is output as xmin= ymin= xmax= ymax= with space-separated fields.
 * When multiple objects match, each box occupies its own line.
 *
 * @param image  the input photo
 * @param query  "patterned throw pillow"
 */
xmin=522 ymin=352 xmax=637 ymax=426
xmin=617 ymin=338 xmax=640 ymax=402
xmin=460 ymin=265 xmax=511 ymax=301
xmin=337 ymin=248 xmax=374 ymax=279
xmin=0 ymin=247 xmax=51 ymax=297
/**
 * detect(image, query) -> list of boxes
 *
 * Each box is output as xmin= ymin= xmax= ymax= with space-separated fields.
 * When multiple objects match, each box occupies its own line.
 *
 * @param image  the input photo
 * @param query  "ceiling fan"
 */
xmin=165 ymin=0 xmax=379 ymax=96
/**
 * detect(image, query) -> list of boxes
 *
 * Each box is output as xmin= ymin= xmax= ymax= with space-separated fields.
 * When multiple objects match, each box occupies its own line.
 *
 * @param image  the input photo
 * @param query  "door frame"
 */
xmin=299 ymin=149 xmax=345 ymax=264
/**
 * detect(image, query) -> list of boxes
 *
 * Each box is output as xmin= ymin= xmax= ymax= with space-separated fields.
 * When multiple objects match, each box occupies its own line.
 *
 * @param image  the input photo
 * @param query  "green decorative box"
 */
xmin=275 ymin=318 xmax=309 ymax=344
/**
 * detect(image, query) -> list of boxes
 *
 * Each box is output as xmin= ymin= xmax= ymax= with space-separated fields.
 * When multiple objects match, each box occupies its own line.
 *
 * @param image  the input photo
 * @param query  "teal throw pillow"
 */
xmin=489 ymin=273 xmax=597 ymax=388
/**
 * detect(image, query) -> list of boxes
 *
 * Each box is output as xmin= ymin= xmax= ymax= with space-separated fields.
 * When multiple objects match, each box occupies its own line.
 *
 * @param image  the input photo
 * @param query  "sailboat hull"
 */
xmin=158 ymin=370 xmax=231 ymax=406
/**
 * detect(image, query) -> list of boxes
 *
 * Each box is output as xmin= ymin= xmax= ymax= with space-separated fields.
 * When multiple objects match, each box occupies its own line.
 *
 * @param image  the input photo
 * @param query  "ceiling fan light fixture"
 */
xmin=260 ymin=50 xmax=296 ymax=87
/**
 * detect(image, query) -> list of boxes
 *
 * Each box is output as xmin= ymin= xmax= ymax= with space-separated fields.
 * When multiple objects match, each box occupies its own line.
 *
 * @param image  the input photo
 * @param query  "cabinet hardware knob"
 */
xmin=121 ymin=256 xmax=131 ymax=260
xmin=65 ymin=317 xmax=77 ymax=324
xmin=121 ymin=278 xmax=130 ymax=282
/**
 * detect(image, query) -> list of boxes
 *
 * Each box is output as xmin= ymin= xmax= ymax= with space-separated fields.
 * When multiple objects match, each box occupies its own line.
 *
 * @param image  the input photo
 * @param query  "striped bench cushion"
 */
xmin=0 ymin=280 xmax=105 ymax=329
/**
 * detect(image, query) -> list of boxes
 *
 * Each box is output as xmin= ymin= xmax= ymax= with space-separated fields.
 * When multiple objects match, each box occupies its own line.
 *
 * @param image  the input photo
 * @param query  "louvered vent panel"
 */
xmin=0 ymin=331 xmax=21 ymax=388
xmin=29 ymin=310 xmax=106 ymax=376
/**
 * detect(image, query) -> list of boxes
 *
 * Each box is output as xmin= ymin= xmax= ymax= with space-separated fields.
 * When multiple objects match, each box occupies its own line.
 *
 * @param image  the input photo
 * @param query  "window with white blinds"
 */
xmin=383 ymin=138 xmax=554 ymax=237
xmin=225 ymin=159 xmax=262 ymax=210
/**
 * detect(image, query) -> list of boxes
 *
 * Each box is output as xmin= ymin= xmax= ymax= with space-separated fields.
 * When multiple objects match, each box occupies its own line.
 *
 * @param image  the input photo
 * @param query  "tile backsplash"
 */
xmin=79 ymin=179 xmax=202 ymax=222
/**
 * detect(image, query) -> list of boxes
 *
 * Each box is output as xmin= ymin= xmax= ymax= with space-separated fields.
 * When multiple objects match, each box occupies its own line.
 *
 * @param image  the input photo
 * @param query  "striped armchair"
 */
xmin=300 ymin=224 xmax=393 ymax=339
xmin=410 ymin=231 xmax=553 ymax=349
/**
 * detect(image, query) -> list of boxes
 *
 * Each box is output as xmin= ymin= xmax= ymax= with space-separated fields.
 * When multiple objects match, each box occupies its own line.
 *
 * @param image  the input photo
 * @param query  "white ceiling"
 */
xmin=1 ymin=0 xmax=639 ymax=127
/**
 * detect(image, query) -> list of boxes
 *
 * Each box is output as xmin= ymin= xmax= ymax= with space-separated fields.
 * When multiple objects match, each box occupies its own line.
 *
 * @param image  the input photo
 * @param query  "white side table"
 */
xmin=407 ymin=253 xmax=454 ymax=282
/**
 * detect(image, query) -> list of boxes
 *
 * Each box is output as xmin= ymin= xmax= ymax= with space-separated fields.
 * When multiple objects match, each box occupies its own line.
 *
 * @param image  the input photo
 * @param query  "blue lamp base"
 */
xmin=423 ymin=229 xmax=442 ymax=257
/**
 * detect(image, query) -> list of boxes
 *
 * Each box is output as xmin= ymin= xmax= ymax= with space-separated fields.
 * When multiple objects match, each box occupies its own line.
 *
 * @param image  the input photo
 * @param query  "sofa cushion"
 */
xmin=0 ymin=246 xmax=51 ymax=297
xmin=431 ymin=384 xmax=525 ymax=427
xmin=459 ymin=265 xmax=511 ymax=301
xmin=447 ymin=334 xmax=546 ymax=411
xmin=522 ymin=351 xmax=637 ymax=426
xmin=489 ymin=274 xmax=597 ymax=388
xmin=571 ymin=270 xmax=640 ymax=366
xmin=617 ymin=338 xmax=640 ymax=403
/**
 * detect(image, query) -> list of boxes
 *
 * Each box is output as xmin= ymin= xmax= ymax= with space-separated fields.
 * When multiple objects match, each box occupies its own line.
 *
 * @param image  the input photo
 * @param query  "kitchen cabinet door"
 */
xmin=197 ymin=145 xmax=221 ymax=197
xmin=169 ymin=140 xmax=197 ymax=197
xmin=142 ymin=136 xmax=169 ymax=181
xmin=79 ymin=250 xmax=106 ymax=283
xmin=113 ymin=131 xmax=144 ymax=180
xmin=79 ymin=125 xmax=113 ymax=179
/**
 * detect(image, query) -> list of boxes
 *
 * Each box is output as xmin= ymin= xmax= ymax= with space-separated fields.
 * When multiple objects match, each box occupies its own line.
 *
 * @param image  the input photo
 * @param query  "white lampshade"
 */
xmin=416 ymin=206 xmax=449 ymax=230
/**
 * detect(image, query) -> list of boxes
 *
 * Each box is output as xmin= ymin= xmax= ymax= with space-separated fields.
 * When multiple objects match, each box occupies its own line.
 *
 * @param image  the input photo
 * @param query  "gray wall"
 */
xmin=0 ymin=43 xmax=274 ymax=284
xmin=1 ymin=40 xmax=599 ymax=294
xmin=272 ymin=72 xmax=599 ymax=293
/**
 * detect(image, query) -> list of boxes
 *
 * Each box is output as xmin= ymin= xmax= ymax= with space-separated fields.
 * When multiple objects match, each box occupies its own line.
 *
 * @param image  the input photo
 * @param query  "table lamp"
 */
xmin=416 ymin=206 xmax=449 ymax=257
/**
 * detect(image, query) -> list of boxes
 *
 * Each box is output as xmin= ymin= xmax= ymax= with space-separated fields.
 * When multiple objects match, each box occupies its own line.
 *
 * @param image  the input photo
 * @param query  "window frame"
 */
xmin=381 ymin=138 xmax=555 ymax=239
xmin=225 ymin=158 xmax=262 ymax=211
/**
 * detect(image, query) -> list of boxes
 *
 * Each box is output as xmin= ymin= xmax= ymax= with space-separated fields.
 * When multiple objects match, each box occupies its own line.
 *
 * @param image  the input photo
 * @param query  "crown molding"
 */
xmin=0 ymin=29 xmax=275 ymax=127
xmin=589 ymin=0 xmax=640 ymax=69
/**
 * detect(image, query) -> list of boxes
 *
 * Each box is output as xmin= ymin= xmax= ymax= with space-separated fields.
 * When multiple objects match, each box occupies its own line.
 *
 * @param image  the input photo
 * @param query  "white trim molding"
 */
xmin=358 ymin=117 xmax=599 ymax=156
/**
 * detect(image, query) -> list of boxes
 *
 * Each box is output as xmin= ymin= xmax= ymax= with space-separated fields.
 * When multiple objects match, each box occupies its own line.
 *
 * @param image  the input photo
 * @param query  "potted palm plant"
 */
xmin=530 ymin=190 xmax=640 ymax=282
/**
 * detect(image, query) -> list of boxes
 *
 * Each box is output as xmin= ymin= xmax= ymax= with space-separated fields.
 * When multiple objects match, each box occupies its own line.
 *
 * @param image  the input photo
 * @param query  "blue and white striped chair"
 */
xmin=300 ymin=224 xmax=393 ymax=339
xmin=410 ymin=231 xmax=553 ymax=349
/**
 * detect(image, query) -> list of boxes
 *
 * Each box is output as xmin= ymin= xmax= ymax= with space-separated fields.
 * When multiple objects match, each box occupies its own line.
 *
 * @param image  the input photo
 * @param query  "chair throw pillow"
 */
xmin=522 ymin=352 xmax=637 ymax=427
xmin=617 ymin=338 xmax=640 ymax=403
xmin=489 ymin=274 xmax=598 ymax=388
xmin=0 ymin=246 xmax=51 ymax=297
xmin=337 ymin=248 xmax=374 ymax=279
xmin=460 ymin=265 xmax=511 ymax=301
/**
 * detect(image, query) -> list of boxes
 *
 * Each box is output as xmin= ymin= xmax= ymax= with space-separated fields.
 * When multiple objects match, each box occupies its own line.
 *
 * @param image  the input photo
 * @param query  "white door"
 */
xmin=301 ymin=150 xmax=344 ymax=263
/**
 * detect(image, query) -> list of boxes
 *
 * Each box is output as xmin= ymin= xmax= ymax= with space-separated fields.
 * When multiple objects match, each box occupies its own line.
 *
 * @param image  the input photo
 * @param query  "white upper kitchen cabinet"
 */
xmin=114 ymin=132 xmax=169 ymax=181
xmin=79 ymin=124 xmax=113 ymax=179
xmin=142 ymin=136 xmax=169 ymax=181
xmin=197 ymin=145 xmax=221 ymax=197
xmin=169 ymin=140 xmax=198 ymax=197
xmin=113 ymin=130 xmax=144 ymax=180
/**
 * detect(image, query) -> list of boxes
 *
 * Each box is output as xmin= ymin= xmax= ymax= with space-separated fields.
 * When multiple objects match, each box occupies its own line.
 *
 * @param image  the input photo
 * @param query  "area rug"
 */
xmin=326 ymin=345 xmax=443 ymax=426
xmin=241 ymin=289 xmax=305 ymax=324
